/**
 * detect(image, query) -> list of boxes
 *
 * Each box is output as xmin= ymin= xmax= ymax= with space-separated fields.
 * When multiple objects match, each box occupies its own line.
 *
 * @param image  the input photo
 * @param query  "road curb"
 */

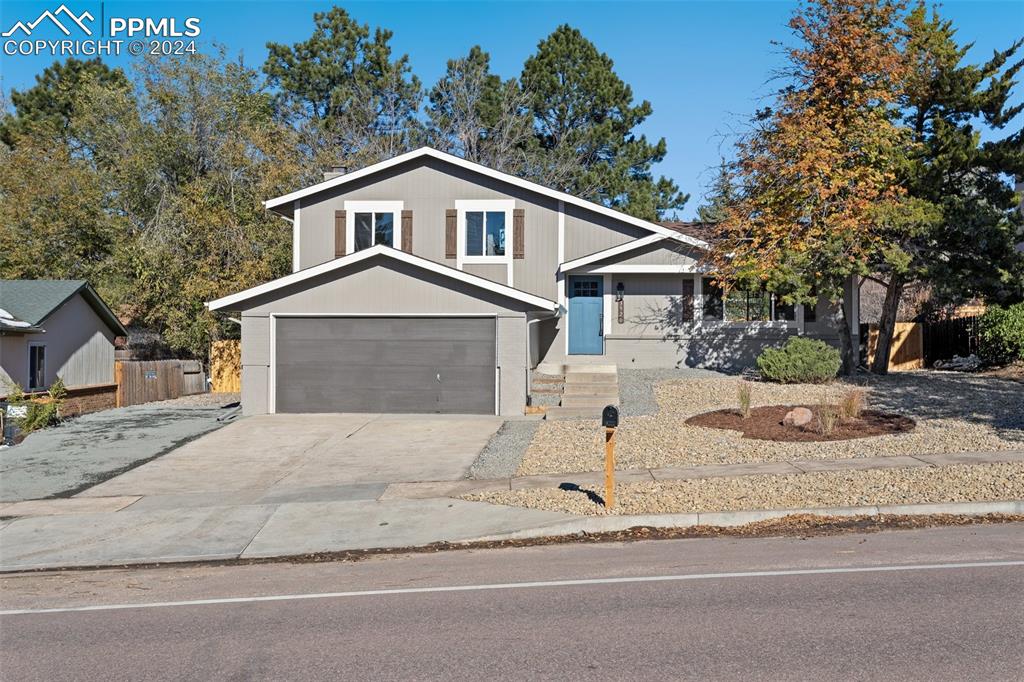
xmin=467 ymin=500 xmax=1024 ymax=542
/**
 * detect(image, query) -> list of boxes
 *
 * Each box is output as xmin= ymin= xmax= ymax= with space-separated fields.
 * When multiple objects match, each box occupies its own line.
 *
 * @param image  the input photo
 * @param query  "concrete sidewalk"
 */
xmin=1 ymin=450 xmax=1021 ymax=571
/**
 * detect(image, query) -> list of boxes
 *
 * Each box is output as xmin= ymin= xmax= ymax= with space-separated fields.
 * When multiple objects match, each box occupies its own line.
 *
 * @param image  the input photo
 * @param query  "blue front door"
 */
xmin=568 ymin=276 xmax=604 ymax=355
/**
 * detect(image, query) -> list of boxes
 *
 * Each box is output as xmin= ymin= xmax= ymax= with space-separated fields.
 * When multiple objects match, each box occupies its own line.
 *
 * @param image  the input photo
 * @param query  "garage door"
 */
xmin=274 ymin=317 xmax=496 ymax=414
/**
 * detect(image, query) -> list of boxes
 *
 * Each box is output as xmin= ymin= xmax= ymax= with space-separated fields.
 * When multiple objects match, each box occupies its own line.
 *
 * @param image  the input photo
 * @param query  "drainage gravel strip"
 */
xmin=468 ymin=420 xmax=541 ymax=479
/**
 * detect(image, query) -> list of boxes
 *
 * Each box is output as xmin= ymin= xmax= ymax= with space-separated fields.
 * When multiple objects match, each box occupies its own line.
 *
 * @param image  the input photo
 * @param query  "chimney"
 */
xmin=323 ymin=165 xmax=346 ymax=181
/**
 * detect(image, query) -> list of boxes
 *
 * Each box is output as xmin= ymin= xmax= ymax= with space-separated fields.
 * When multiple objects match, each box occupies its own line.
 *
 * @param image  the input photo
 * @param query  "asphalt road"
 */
xmin=2 ymin=523 xmax=1023 ymax=680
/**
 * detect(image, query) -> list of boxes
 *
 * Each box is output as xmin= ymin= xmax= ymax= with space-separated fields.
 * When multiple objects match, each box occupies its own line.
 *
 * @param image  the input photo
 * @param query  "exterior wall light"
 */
xmin=615 ymin=282 xmax=625 ymax=302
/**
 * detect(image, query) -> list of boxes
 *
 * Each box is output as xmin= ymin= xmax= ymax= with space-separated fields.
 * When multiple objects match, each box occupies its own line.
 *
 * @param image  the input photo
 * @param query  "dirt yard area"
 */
xmin=464 ymin=462 xmax=1024 ymax=516
xmin=518 ymin=372 xmax=1023 ymax=475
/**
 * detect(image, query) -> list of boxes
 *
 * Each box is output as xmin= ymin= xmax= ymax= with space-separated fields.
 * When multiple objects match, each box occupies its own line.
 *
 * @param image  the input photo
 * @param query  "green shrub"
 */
xmin=757 ymin=336 xmax=841 ymax=384
xmin=5 ymin=377 xmax=67 ymax=433
xmin=979 ymin=303 xmax=1024 ymax=364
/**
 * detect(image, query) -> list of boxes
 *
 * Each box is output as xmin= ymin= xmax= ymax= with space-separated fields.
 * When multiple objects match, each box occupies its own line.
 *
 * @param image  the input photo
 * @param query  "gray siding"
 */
xmin=563 ymin=202 xmax=648 ymax=261
xmin=584 ymin=241 xmax=701 ymax=269
xmin=236 ymin=255 xmax=533 ymax=416
xmin=611 ymin=274 xmax=685 ymax=336
xmin=296 ymin=157 xmax=562 ymax=301
xmin=536 ymin=273 xmax=845 ymax=372
xmin=0 ymin=294 xmax=116 ymax=390
xmin=497 ymin=315 xmax=527 ymax=411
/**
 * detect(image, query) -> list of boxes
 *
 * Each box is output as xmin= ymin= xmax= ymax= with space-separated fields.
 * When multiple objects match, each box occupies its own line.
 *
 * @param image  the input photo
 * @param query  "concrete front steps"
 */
xmin=545 ymin=364 xmax=619 ymax=420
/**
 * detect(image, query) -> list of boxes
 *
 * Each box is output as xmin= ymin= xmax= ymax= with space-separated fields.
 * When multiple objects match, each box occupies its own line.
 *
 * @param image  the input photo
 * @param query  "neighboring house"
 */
xmin=209 ymin=147 xmax=858 ymax=416
xmin=0 ymin=280 xmax=128 ymax=416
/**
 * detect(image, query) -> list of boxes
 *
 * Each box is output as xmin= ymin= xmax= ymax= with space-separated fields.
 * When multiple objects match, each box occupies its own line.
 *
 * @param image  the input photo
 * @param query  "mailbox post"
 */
xmin=601 ymin=405 xmax=619 ymax=508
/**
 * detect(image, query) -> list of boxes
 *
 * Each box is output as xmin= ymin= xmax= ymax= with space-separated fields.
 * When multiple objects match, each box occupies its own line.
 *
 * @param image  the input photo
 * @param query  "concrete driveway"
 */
xmin=79 ymin=413 xmax=505 ymax=508
xmin=0 ymin=413 xmax=574 ymax=570
xmin=0 ymin=401 xmax=234 ymax=503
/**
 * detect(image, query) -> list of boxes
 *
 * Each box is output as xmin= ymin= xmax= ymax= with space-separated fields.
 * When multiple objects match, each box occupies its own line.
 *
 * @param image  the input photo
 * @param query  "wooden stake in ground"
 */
xmin=604 ymin=426 xmax=616 ymax=508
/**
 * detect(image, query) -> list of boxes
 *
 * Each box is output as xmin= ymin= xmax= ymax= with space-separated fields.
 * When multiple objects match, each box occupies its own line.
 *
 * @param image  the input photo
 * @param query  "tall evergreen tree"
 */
xmin=870 ymin=3 xmax=1024 ymax=373
xmin=696 ymin=160 xmax=737 ymax=223
xmin=263 ymin=7 xmax=422 ymax=167
xmin=0 ymin=58 xmax=128 ymax=146
xmin=520 ymin=25 xmax=688 ymax=220
xmin=426 ymin=46 xmax=533 ymax=174
xmin=711 ymin=0 xmax=910 ymax=374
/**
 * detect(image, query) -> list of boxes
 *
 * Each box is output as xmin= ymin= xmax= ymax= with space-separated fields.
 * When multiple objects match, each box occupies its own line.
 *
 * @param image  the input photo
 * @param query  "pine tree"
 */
xmin=711 ymin=0 xmax=910 ymax=374
xmin=870 ymin=3 xmax=1024 ymax=373
xmin=263 ymin=7 xmax=422 ymax=167
xmin=520 ymin=25 xmax=688 ymax=220
xmin=0 ymin=58 xmax=128 ymax=146
xmin=696 ymin=160 xmax=736 ymax=223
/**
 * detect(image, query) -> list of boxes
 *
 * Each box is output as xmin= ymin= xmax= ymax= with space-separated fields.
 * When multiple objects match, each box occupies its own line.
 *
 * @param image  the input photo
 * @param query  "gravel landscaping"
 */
xmin=464 ymin=462 xmax=1024 ymax=516
xmin=518 ymin=371 xmax=1023 ymax=475
xmin=468 ymin=419 xmax=541 ymax=479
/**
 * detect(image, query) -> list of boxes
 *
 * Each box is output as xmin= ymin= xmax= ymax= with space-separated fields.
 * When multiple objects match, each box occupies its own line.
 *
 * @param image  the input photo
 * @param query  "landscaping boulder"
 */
xmin=783 ymin=407 xmax=814 ymax=427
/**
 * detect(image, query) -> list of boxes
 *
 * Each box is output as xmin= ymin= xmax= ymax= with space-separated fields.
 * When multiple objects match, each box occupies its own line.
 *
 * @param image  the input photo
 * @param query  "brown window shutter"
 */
xmin=681 ymin=277 xmax=695 ymax=323
xmin=513 ymin=208 xmax=525 ymax=259
xmin=445 ymin=209 xmax=457 ymax=259
xmin=401 ymin=210 xmax=413 ymax=253
xmin=334 ymin=210 xmax=346 ymax=258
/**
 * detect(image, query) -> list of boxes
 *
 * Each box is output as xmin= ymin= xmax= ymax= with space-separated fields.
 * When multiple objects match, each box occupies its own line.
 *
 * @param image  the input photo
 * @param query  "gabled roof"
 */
xmin=264 ymin=147 xmax=709 ymax=250
xmin=206 ymin=245 xmax=559 ymax=312
xmin=0 ymin=280 xmax=127 ymax=336
xmin=558 ymin=233 xmax=706 ymax=273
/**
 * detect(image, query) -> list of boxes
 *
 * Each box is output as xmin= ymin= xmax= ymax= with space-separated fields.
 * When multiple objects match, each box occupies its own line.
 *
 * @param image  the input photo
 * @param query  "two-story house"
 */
xmin=208 ymin=147 xmax=858 ymax=416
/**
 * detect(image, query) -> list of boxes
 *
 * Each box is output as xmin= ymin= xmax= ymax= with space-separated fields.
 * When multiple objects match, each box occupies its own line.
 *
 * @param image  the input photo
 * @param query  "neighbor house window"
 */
xmin=344 ymin=201 xmax=403 ymax=253
xmin=466 ymin=211 xmax=506 ymax=256
xmin=28 ymin=344 xmax=46 ymax=390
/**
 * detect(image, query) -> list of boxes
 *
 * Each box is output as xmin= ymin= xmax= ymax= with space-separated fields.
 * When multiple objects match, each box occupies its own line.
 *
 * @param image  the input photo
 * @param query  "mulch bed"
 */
xmin=686 ymin=405 xmax=915 ymax=442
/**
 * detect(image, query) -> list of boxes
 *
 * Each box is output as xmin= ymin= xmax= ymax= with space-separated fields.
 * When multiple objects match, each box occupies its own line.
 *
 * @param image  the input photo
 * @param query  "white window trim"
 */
xmin=292 ymin=200 xmax=301 ymax=272
xmin=455 ymin=199 xmax=515 ymax=285
xmin=27 ymin=341 xmax=46 ymax=391
xmin=344 ymin=200 xmax=403 ymax=254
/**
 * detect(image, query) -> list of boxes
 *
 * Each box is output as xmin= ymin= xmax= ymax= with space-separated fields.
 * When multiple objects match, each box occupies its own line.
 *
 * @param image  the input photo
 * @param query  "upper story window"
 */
xmin=344 ymin=200 xmax=403 ymax=253
xmin=466 ymin=211 xmax=505 ymax=256
xmin=456 ymin=199 xmax=514 ymax=262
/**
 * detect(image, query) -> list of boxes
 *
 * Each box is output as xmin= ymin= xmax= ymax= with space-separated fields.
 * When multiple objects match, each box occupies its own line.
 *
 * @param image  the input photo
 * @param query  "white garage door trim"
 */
xmin=268 ymin=313 xmax=500 ymax=415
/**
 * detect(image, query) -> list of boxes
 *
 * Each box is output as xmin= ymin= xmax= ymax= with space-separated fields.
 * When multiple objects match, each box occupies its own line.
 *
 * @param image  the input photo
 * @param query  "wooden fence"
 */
xmin=864 ymin=322 xmax=925 ymax=371
xmin=115 ymin=359 xmax=207 ymax=407
xmin=210 ymin=340 xmax=241 ymax=393
xmin=923 ymin=316 xmax=980 ymax=365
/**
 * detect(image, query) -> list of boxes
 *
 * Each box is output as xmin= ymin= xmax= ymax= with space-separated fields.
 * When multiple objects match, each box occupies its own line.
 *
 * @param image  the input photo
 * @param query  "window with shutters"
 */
xmin=455 ymin=199 xmax=515 ymax=263
xmin=342 ymin=201 xmax=403 ymax=253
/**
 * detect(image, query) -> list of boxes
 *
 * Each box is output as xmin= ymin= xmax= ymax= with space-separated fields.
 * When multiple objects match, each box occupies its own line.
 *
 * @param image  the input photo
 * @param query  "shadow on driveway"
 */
xmin=0 ymin=402 xmax=237 ymax=503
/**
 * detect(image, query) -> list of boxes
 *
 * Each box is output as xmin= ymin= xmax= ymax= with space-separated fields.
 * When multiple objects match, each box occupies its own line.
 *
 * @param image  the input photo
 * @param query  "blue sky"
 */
xmin=1 ymin=0 xmax=1021 ymax=218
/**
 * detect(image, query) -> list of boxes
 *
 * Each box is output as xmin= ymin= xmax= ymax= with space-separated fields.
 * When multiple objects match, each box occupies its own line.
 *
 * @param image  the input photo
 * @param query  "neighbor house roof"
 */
xmin=264 ymin=147 xmax=711 ymax=251
xmin=660 ymin=221 xmax=720 ymax=243
xmin=0 ymin=307 xmax=43 ymax=333
xmin=0 ymin=280 xmax=128 ymax=336
xmin=207 ymin=245 xmax=560 ymax=312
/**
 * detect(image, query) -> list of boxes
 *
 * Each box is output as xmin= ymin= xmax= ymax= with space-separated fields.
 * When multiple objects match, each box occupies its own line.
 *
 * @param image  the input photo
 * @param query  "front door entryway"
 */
xmin=568 ymin=276 xmax=604 ymax=355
